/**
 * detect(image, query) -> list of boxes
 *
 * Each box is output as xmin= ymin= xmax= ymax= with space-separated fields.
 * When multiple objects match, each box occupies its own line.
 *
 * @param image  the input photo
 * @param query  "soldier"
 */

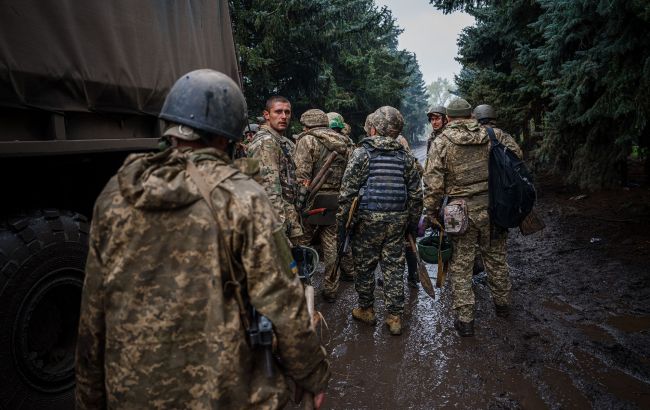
xmin=423 ymin=98 xmax=523 ymax=337
xmin=326 ymin=112 xmax=356 ymax=283
xmin=234 ymin=122 xmax=259 ymax=159
xmin=339 ymin=106 xmax=423 ymax=335
xmin=426 ymin=105 xmax=447 ymax=150
xmin=247 ymin=96 xmax=303 ymax=241
xmin=75 ymin=70 xmax=330 ymax=409
xmin=294 ymin=109 xmax=354 ymax=302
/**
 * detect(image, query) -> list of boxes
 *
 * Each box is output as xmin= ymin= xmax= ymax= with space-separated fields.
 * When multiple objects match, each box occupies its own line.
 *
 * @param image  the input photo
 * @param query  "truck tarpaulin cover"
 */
xmin=0 ymin=0 xmax=240 ymax=115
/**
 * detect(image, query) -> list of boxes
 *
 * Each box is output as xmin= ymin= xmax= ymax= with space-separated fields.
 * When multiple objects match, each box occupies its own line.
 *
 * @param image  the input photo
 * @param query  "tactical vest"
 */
xmin=359 ymin=146 xmax=407 ymax=212
xmin=444 ymin=134 xmax=490 ymax=198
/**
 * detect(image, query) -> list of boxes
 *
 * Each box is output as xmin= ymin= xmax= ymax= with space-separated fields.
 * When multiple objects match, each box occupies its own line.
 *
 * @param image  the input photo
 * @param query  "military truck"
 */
xmin=0 ymin=1 xmax=240 ymax=408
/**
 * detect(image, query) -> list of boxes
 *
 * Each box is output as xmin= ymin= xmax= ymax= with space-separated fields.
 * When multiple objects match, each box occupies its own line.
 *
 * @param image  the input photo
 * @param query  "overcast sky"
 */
xmin=374 ymin=0 xmax=475 ymax=86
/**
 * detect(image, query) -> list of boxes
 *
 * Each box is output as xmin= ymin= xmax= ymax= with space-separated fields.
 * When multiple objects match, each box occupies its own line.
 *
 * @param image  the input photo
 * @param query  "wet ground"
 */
xmin=298 ymin=145 xmax=650 ymax=409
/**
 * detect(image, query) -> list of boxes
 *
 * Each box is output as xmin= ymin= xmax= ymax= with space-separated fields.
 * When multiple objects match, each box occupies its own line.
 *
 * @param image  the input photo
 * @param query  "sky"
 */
xmin=374 ymin=0 xmax=475 ymax=86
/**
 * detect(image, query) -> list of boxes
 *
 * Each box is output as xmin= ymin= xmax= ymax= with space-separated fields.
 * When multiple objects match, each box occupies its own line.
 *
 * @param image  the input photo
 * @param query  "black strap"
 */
xmin=486 ymin=127 xmax=499 ymax=148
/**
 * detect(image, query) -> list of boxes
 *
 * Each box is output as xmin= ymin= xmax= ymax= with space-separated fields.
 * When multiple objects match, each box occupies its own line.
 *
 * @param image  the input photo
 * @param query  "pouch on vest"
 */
xmin=304 ymin=193 xmax=337 ymax=225
xmin=443 ymin=199 xmax=469 ymax=234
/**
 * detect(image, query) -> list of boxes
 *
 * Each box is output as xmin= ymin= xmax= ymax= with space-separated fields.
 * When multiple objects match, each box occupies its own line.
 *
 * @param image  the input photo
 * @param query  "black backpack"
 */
xmin=486 ymin=127 xmax=536 ymax=229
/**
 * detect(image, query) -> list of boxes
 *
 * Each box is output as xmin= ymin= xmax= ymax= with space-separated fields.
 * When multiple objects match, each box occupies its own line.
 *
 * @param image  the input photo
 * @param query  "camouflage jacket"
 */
xmin=247 ymin=125 xmax=302 ymax=238
xmin=76 ymin=148 xmax=329 ymax=410
xmin=294 ymin=127 xmax=354 ymax=194
xmin=338 ymin=135 xmax=423 ymax=227
xmin=423 ymin=119 xmax=523 ymax=218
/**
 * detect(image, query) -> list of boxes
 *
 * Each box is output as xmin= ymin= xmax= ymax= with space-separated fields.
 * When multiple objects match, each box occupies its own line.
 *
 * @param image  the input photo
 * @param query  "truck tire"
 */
xmin=0 ymin=209 xmax=89 ymax=410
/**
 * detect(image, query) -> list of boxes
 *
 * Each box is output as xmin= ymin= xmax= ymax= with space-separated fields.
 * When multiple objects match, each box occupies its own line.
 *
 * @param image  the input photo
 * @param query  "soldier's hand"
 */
xmin=314 ymin=392 xmax=326 ymax=409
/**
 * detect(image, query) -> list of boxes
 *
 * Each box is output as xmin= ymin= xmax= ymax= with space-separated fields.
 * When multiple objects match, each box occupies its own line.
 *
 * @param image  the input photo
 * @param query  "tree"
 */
xmin=399 ymin=52 xmax=429 ymax=143
xmin=230 ymin=0 xmax=428 ymax=141
xmin=427 ymin=77 xmax=455 ymax=107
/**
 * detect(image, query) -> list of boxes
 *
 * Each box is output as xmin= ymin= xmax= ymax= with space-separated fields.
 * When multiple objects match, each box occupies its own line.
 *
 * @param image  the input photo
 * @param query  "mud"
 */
xmin=294 ymin=145 xmax=650 ymax=409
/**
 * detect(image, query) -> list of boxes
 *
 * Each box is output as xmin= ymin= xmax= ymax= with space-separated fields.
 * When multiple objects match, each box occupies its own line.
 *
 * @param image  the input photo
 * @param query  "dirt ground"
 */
xmin=297 ymin=168 xmax=650 ymax=409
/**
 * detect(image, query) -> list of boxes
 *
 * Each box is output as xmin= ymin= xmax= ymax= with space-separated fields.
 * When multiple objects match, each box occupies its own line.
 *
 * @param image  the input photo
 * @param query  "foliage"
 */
xmin=427 ymin=77 xmax=455 ymax=107
xmin=230 ymin=0 xmax=429 ymax=141
xmin=430 ymin=0 xmax=650 ymax=188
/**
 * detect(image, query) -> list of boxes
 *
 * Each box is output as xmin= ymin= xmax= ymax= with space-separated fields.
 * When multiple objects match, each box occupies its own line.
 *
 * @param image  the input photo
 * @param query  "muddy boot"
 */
xmin=454 ymin=319 xmax=474 ymax=337
xmin=352 ymin=306 xmax=377 ymax=325
xmin=385 ymin=314 xmax=402 ymax=336
xmin=321 ymin=289 xmax=336 ymax=303
xmin=495 ymin=304 xmax=510 ymax=318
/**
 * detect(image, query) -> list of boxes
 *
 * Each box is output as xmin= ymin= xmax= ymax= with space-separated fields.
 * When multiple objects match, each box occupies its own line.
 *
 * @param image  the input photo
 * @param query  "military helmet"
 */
xmin=372 ymin=106 xmax=404 ymax=138
xmin=417 ymin=230 xmax=453 ymax=264
xmin=300 ymin=109 xmax=329 ymax=128
xmin=159 ymin=69 xmax=247 ymax=141
xmin=244 ymin=123 xmax=259 ymax=134
xmin=446 ymin=98 xmax=472 ymax=117
xmin=327 ymin=112 xmax=345 ymax=130
xmin=427 ymin=105 xmax=447 ymax=118
xmin=473 ymin=104 xmax=497 ymax=122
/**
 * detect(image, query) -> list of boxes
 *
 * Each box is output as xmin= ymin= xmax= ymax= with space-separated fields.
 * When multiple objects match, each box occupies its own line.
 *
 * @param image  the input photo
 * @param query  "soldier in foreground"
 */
xmin=339 ymin=106 xmax=423 ymax=335
xmin=294 ymin=109 xmax=353 ymax=302
xmin=248 ymin=96 xmax=303 ymax=241
xmin=75 ymin=70 xmax=329 ymax=409
xmin=423 ymin=98 xmax=523 ymax=337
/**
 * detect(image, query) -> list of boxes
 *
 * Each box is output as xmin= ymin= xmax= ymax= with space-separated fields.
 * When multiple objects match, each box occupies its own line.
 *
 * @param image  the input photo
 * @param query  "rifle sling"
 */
xmin=186 ymin=159 xmax=250 ymax=330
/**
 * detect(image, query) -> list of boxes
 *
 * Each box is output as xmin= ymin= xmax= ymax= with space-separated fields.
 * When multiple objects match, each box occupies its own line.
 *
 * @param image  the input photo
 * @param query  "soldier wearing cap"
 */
xmin=248 ymin=96 xmax=303 ymax=240
xmin=339 ymin=106 xmax=423 ymax=335
xmin=294 ymin=109 xmax=354 ymax=302
xmin=76 ymin=70 xmax=330 ymax=409
xmin=423 ymin=98 xmax=522 ymax=337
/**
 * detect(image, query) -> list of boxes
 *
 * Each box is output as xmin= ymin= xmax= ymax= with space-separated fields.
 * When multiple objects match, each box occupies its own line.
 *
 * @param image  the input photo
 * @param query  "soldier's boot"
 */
xmin=454 ymin=319 xmax=475 ymax=337
xmin=385 ymin=314 xmax=402 ymax=336
xmin=495 ymin=304 xmax=510 ymax=318
xmin=321 ymin=289 xmax=336 ymax=303
xmin=352 ymin=306 xmax=377 ymax=325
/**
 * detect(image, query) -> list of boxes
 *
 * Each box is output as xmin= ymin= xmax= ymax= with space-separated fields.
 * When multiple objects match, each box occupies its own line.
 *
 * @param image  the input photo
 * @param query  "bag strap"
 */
xmin=186 ymin=159 xmax=250 ymax=330
xmin=486 ymin=127 xmax=499 ymax=148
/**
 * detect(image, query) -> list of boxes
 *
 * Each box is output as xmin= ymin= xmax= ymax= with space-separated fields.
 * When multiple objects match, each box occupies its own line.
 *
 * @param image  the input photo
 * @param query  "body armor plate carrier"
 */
xmin=359 ymin=146 xmax=407 ymax=212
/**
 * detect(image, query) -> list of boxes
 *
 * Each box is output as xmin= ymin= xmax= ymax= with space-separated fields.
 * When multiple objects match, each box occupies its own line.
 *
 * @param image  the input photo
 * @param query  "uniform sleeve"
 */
xmin=75 ymin=218 xmax=107 ymax=409
xmin=405 ymin=154 xmax=423 ymax=227
xmin=498 ymin=130 xmax=524 ymax=159
xmin=423 ymin=138 xmax=447 ymax=220
xmin=293 ymin=135 xmax=317 ymax=186
xmin=336 ymin=147 xmax=368 ymax=221
xmin=248 ymin=138 xmax=291 ymax=228
xmin=242 ymin=193 xmax=330 ymax=394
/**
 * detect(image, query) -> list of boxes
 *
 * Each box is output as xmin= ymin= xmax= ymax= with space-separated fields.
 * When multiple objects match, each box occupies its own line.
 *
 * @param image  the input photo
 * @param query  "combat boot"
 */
xmin=495 ymin=304 xmax=510 ymax=318
xmin=453 ymin=319 xmax=474 ymax=337
xmin=352 ymin=306 xmax=377 ymax=325
xmin=385 ymin=314 xmax=402 ymax=335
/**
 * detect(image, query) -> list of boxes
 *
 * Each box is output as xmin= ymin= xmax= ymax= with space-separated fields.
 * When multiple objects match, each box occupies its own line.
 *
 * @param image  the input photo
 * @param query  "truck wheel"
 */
xmin=0 ymin=209 xmax=89 ymax=409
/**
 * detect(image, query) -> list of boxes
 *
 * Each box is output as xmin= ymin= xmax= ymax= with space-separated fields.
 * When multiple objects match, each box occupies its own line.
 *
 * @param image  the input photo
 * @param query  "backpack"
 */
xmin=486 ymin=127 xmax=536 ymax=229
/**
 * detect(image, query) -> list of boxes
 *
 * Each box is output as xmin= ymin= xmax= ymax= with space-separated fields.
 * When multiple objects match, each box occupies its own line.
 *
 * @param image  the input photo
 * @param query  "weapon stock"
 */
xmin=308 ymin=151 xmax=338 ymax=192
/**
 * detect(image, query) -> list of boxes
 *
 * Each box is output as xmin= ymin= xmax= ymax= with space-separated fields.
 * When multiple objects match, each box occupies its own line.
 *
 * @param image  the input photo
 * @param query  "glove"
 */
xmin=417 ymin=215 xmax=427 ymax=238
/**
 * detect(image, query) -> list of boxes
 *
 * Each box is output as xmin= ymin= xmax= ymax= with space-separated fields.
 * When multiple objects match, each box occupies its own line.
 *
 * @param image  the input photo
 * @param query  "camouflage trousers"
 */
xmin=449 ymin=208 xmax=511 ymax=322
xmin=351 ymin=211 xmax=408 ymax=316
xmin=296 ymin=223 xmax=341 ymax=294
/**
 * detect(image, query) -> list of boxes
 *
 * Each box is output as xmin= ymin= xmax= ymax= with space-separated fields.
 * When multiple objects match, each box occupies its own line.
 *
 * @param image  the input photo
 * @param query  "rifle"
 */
xmin=247 ymin=308 xmax=274 ymax=378
xmin=296 ymin=151 xmax=338 ymax=211
xmin=329 ymin=196 xmax=359 ymax=283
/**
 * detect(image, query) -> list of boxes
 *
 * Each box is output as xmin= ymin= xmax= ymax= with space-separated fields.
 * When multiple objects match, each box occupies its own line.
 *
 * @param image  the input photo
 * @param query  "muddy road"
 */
xmin=299 ymin=145 xmax=650 ymax=409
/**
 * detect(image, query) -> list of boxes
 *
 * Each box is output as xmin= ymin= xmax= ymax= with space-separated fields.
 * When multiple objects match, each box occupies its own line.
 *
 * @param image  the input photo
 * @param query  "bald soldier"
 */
xmin=423 ymin=98 xmax=522 ymax=337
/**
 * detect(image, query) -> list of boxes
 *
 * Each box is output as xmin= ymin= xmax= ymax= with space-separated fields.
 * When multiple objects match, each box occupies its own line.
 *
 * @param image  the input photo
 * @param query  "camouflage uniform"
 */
xmin=76 ymin=148 xmax=330 ymax=409
xmin=247 ymin=125 xmax=303 ymax=239
xmin=294 ymin=127 xmax=354 ymax=295
xmin=423 ymin=118 xmax=523 ymax=322
xmin=339 ymin=123 xmax=423 ymax=316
